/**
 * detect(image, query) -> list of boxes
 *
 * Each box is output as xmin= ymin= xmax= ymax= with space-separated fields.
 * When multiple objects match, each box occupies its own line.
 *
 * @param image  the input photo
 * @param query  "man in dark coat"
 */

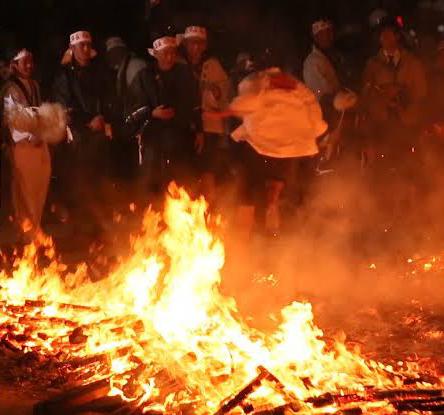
xmin=53 ymin=31 xmax=108 ymax=142
xmin=143 ymin=34 xmax=203 ymax=191
xmin=52 ymin=30 xmax=111 ymax=224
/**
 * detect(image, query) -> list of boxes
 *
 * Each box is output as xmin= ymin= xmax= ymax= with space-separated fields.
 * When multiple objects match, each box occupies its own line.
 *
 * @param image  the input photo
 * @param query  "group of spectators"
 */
xmin=1 ymin=4 xmax=444 ymax=243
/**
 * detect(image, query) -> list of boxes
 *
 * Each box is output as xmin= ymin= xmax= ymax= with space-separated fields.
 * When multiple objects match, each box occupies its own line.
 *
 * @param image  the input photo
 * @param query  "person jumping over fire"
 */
xmin=210 ymin=68 xmax=327 ymax=236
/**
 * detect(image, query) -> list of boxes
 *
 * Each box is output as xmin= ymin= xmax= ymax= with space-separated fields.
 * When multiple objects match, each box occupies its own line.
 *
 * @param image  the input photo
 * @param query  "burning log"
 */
xmin=69 ymin=327 xmax=88 ymax=344
xmin=256 ymin=366 xmax=300 ymax=407
xmin=65 ymin=395 xmax=124 ymax=413
xmin=335 ymin=409 xmax=363 ymax=415
xmin=3 ymin=300 xmax=100 ymax=314
xmin=58 ymin=302 xmax=101 ymax=313
xmin=306 ymin=393 xmax=366 ymax=408
xmin=213 ymin=368 xmax=270 ymax=415
xmin=18 ymin=315 xmax=78 ymax=327
xmin=0 ymin=335 xmax=22 ymax=353
xmin=24 ymin=300 xmax=46 ymax=308
xmin=33 ymin=378 xmax=111 ymax=415
xmin=111 ymin=320 xmax=145 ymax=335
xmin=65 ymin=352 xmax=111 ymax=369
xmin=252 ymin=403 xmax=300 ymax=414
xmin=64 ymin=345 xmax=134 ymax=370
xmin=214 ymin=366 xmax=300 ymax=415
xmin=306 ymin=393 xmax=335 ymax=408
xmin=392 ymin=396 xmax=444 ymax=412
xmin=371 ymin=388 xmax=444 ymax=400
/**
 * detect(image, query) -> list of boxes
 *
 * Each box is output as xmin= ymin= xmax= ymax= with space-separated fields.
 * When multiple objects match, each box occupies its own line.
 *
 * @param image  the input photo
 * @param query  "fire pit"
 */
xmin=1 ymin=184 xmax=443 ymax=415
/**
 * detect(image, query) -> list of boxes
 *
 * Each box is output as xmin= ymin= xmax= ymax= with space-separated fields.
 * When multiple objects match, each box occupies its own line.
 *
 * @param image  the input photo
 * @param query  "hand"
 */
xmin=152 ymin=105 xmax=175 ymax=121
xmin=104 ymin=123 xmax=113 ymax=140
xmin=88 ymin=115 xmax=105 ymax=132
xmin=195 ymin=132 xmax=205 ymax=154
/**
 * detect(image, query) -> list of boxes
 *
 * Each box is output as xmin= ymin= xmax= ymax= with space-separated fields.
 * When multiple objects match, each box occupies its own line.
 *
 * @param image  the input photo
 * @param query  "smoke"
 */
xmin=45 ymin=132 xmax=444 ymax=332
xmin=220 ymin=145 xmax=444 ymax=328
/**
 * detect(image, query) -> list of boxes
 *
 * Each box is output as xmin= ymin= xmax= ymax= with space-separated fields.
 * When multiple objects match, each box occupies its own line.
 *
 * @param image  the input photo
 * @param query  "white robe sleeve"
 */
xmin=3 ymin=92 xmax=37 ymax=143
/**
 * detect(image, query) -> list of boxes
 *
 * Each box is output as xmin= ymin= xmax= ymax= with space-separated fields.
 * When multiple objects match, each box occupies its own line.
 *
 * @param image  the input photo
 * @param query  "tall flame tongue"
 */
xmin=0 ymin=184 xmax=423 ymax=413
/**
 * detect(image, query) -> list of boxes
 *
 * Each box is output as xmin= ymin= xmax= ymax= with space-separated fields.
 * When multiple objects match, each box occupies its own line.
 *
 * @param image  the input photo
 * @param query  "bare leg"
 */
xmin=265 ymin=179 xmax=284 ymax=234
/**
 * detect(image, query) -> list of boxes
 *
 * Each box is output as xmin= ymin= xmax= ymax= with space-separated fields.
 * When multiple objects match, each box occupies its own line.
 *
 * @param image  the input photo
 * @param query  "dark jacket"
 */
xmin=52 ymin=59 xmax=108 ymax=132
xmin=111 ymin=53 xmax=155 ymax=127
xmin=362 ymin=49 xmax=427 ymax=127
xmin=148 ymin=61 xmax=202 ymax=134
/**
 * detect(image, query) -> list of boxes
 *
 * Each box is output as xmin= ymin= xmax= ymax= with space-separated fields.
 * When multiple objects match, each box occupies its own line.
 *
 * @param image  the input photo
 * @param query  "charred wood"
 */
xmin=33 ymin=378 xmax=110 ymax=415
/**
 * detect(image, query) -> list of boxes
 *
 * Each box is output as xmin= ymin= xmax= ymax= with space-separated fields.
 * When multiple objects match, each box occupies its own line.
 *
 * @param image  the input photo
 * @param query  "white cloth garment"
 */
xmin=303 ymin=46 xmax=341 ymax=101
xmin=4 ymin=89 xmax=38 ymax=143
xmin=230 ymin=70 xmax=327 ymax=159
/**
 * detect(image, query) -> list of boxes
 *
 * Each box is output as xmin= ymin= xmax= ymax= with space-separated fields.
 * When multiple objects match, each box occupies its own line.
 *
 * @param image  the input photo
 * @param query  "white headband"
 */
xmin=148 ymin=36 xmax=177 ymax=56
xmin=13 ymin=49 xmax=32 ymax=62
xmin=312 ymin=20 xmax=333 ymax=36
xmin=184 ymin=26 xmax=207 ymax=40
xmin=70 ymin=31 xmax=92 ymax=46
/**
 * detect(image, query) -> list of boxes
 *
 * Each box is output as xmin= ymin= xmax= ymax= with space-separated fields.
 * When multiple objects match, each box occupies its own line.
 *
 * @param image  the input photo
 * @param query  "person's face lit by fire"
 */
xmin=155 ymin=47 xmax=177 ymax=71
xmin=380 ymin=28 xmax=400 ymax=54
xmin=11 ymin=54 xmax=34 ymax=79
xmin=314 ymin=27 xmax=335 ymax=50
xmin=71 ymin=41 xmax=93 ymax=67
xmin=184 ymin=37 xmax=207 ymax=65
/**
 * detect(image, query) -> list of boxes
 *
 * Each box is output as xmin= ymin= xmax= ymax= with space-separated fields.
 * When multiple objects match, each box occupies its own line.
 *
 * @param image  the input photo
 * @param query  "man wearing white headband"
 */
xmin=1 ymin=49 xmax=50 ymax=239
xmin=53 ymin=30 xmax=105 ymax=135
xmin=179 ymin=25 xmax=232 ymax=205
xmin=143 ymin=32 xmax=203 ymax=190
xmin=303 ymin=19 xmax=349 ymax=169
xmin=52 ymin=30 xmax=110 ymax=223
xmin=303 ymin=19 xmax=341 ymax=102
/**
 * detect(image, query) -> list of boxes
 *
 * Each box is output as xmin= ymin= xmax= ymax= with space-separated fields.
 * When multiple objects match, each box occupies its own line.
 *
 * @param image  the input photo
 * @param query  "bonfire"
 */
xmin=0 ymin=183 xmax=442 ymax=415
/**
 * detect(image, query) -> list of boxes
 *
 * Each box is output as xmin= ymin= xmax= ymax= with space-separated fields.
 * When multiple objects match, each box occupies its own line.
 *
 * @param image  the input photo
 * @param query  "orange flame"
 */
xmin=0 ymin=183 xmax=437 ymax=413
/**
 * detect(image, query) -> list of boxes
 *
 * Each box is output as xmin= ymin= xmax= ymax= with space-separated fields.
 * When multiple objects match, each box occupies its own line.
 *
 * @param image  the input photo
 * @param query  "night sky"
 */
xmin=1 ymin=0 xmax=420 ymax=51
xmin=0 ymin=0 xmax=424 ymax=94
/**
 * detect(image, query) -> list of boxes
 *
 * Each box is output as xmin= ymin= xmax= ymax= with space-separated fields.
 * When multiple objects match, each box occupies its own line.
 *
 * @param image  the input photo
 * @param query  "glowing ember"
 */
xmin=0 ymin=183 xmax=441 ymax=414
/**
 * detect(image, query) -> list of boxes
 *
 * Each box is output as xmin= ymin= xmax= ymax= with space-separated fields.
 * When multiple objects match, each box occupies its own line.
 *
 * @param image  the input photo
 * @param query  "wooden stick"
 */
xmin=213 ymin=368 xmax=270 ymax=415
xmin=372 ymin=388 xmax=444 ymax=400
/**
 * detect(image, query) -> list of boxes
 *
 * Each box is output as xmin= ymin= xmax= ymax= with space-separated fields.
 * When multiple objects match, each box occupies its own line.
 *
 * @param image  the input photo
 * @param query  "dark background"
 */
xmin=0 ymin=0 xmax=427 ymax=92
xmin=1 ymin=0 xmax=420 ymax=52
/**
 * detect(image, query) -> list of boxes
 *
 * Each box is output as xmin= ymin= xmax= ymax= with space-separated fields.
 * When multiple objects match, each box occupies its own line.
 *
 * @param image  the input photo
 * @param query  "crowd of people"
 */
xmin=1 ymin=4 xmax=444 ymax=244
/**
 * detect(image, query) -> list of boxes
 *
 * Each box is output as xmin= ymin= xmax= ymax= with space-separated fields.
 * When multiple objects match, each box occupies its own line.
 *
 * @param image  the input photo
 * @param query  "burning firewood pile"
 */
xmin=1 ymin=185 xmax=444 ymax=415
xmin=1 ymin=307 xmax=443 ymax=415
xmin=1 ymin=301 xmax=443 ymax=415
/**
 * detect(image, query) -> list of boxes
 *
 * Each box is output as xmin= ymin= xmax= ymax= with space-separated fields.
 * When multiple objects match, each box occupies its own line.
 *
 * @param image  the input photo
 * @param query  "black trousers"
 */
xmin=143 ymin=127 xmax=197 ymax=191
